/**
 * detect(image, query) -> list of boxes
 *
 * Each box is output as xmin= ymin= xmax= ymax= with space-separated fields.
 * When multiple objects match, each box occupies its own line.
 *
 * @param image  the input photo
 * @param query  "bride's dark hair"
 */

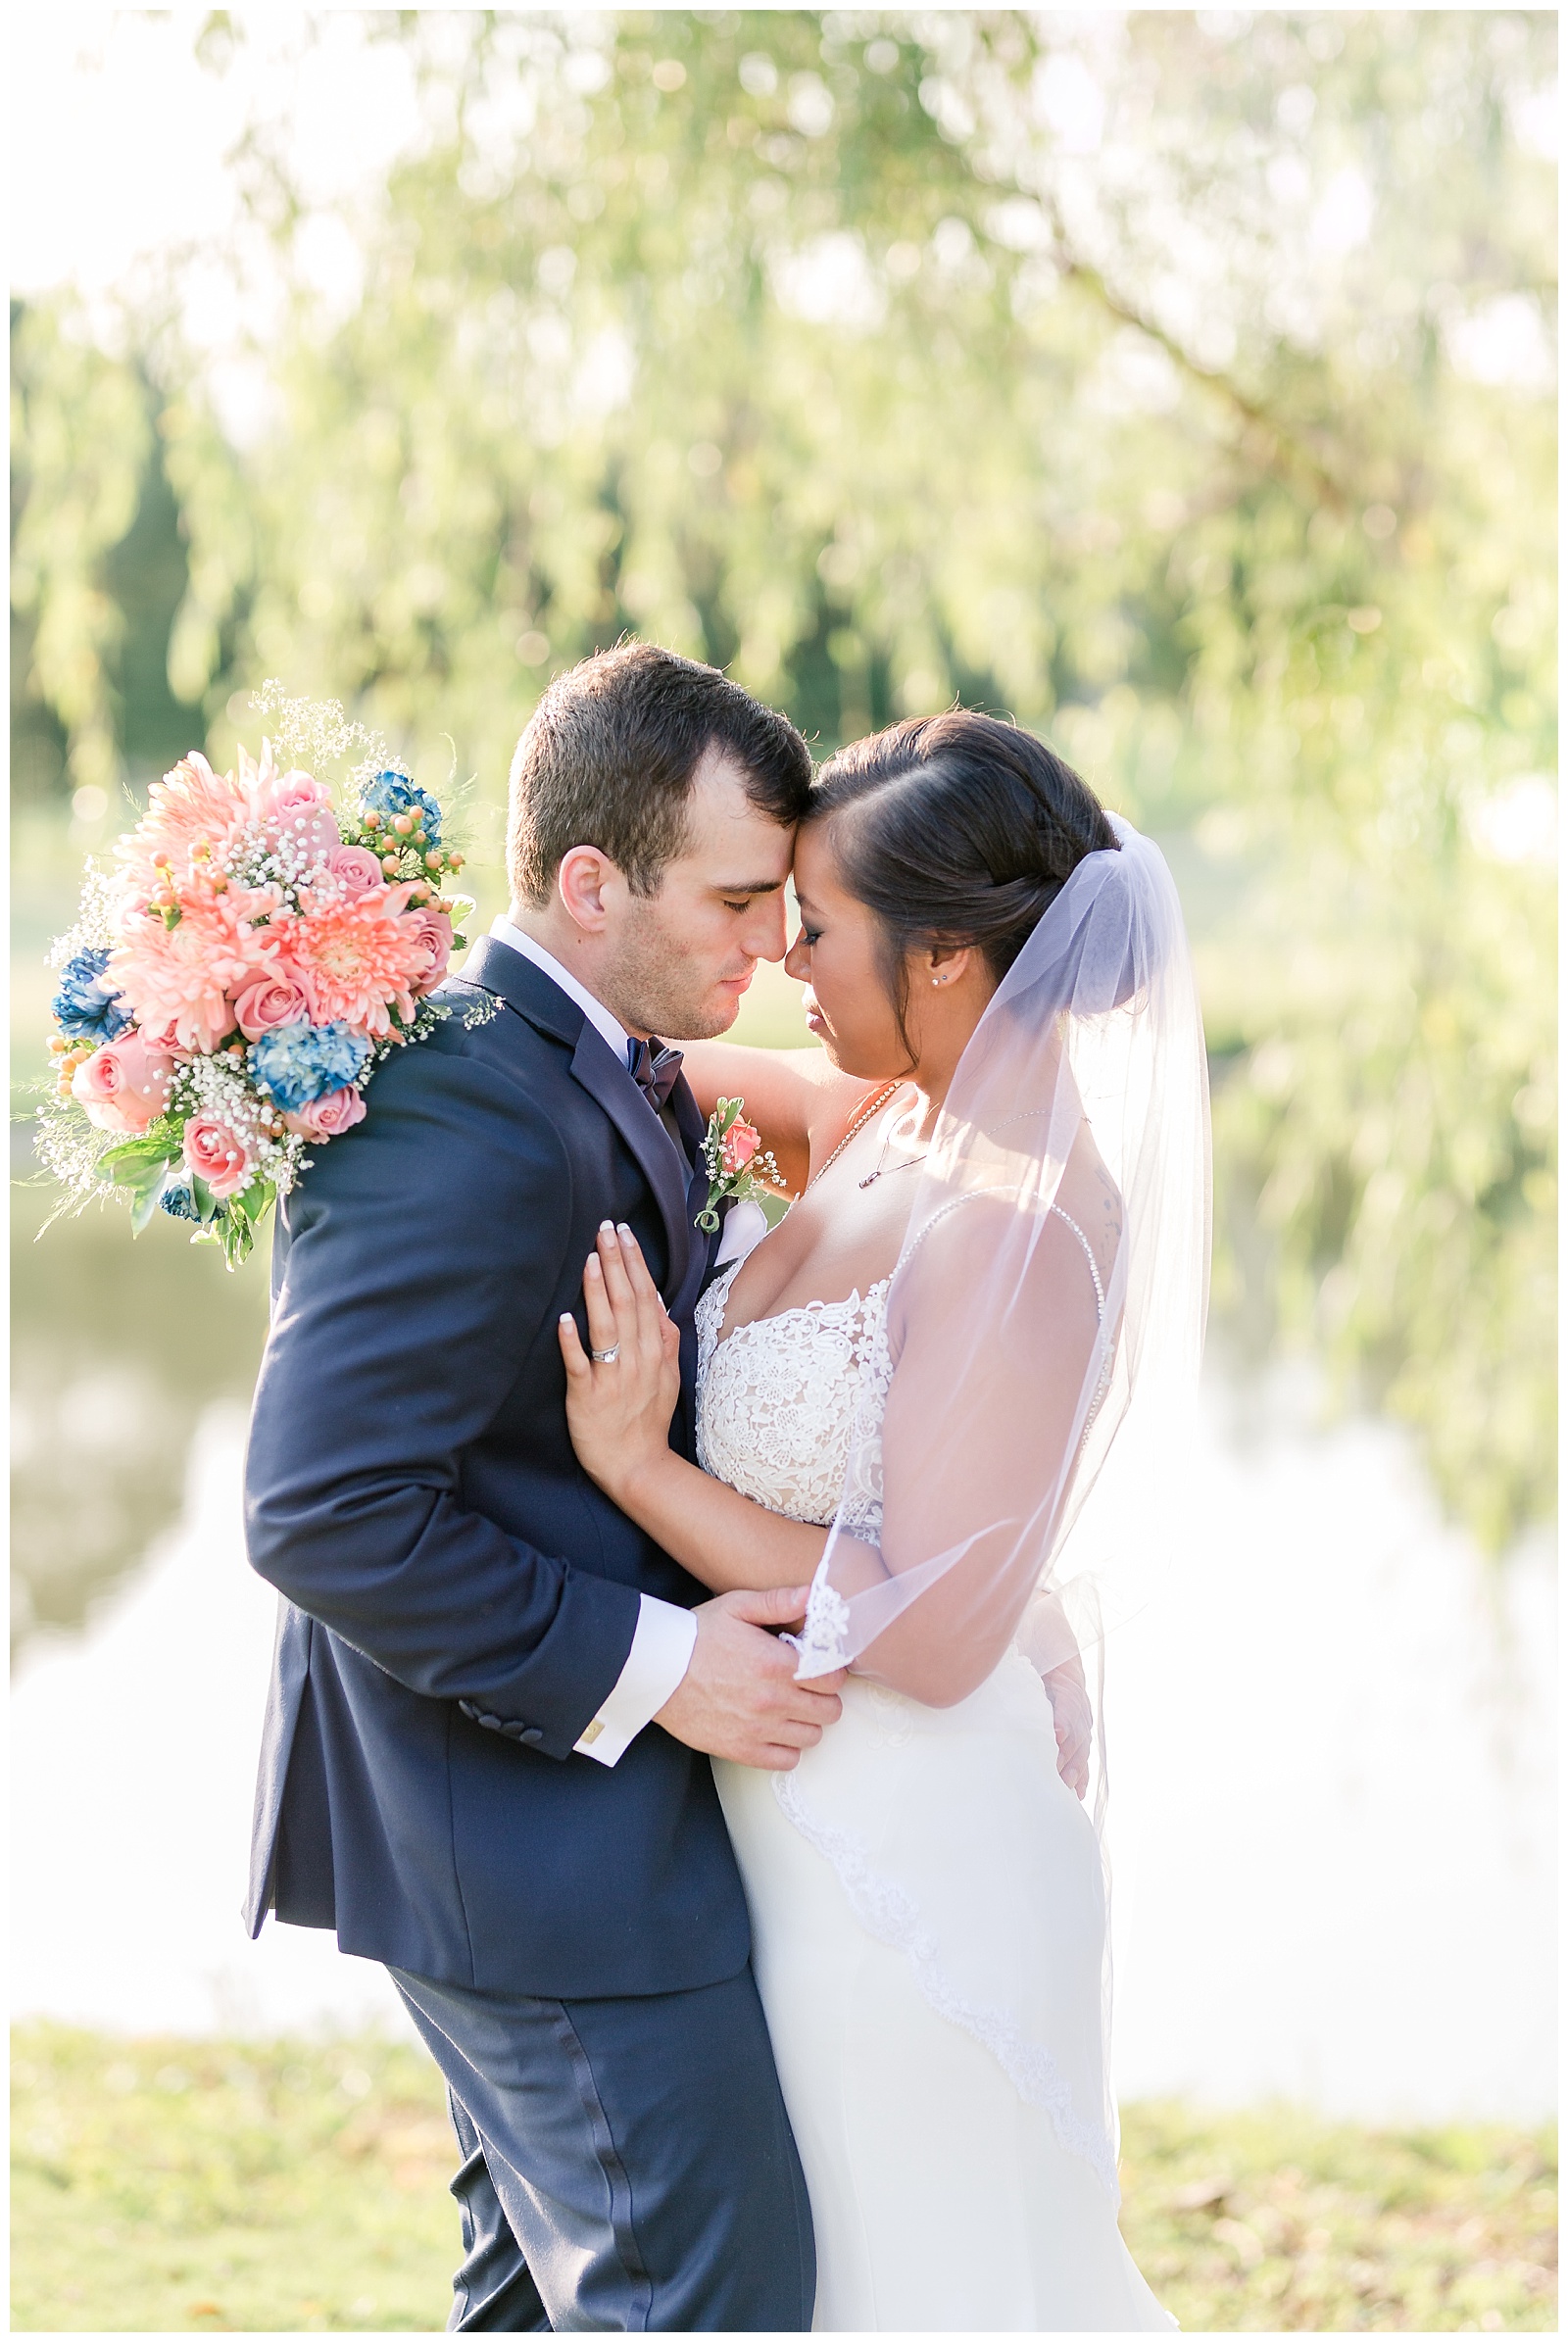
xmin=806 ymin=711 xmax=1119 ymax=1045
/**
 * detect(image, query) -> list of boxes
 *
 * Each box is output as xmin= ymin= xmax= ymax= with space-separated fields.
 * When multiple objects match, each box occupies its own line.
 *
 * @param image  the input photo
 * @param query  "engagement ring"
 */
xmin=590 ymin=1344 xmax=620 ymax=1365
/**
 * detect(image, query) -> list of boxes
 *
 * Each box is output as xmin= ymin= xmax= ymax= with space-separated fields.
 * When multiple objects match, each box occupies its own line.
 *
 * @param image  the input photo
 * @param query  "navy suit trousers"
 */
xmin=389 ymin=1963 xmax=814 ymax=2333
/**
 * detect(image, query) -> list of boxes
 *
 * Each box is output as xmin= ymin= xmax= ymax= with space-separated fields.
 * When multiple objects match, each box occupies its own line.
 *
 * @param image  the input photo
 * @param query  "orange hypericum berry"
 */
xmin=393 ymin=813 xmax=415 ymax=836
xmin=382 ymin=853 xmax=402 ymax=874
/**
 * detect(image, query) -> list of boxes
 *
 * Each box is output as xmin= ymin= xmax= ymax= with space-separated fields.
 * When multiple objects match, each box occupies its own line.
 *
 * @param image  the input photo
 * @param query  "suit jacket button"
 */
xmin=520 ymin=1726 xmax=544 ymax=1745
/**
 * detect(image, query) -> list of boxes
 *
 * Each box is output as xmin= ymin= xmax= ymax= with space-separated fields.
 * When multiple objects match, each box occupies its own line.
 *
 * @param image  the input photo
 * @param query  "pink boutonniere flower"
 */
xmin=696 ymin=1097 xmax=783 ymax=1235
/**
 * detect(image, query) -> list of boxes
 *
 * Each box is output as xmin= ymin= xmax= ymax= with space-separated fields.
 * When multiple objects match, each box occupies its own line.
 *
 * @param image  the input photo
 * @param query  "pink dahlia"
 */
xmin=288 ymin=885 xmax=430 ymax=1035
xmin=110 ymin=885 xmax=287 ymax=1053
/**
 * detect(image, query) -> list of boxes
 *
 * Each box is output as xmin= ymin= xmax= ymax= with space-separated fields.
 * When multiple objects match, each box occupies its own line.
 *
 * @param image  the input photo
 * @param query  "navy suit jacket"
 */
xmin=242 ymin=937 xmax=752 ymax=1999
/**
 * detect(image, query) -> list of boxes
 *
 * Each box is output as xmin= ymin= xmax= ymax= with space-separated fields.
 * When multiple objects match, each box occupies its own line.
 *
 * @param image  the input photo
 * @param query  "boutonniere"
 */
xmin=695 ymin=1097 xmax=783 ymax=1233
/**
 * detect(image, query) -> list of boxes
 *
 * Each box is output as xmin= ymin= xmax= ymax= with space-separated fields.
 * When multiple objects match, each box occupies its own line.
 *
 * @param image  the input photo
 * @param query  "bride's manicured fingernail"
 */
xmin=599 ymin=1219 xmax=615 ymax=1234
xmin=586 ymin=1255 xmax=602 ymax=1278
xmin=616 ymin=1222 xmax=636 ymax=1243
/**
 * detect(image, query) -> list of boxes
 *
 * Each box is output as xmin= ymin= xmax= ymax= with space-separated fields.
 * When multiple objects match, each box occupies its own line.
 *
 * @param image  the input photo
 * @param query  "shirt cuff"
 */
xmin=573 ymin=1593 xmax=698 ymax=1767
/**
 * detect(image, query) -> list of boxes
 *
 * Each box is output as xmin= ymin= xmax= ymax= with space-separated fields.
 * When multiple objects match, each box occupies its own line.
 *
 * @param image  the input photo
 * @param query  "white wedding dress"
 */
xmin=697 ymin=1253 xmax=1174 ymax=2333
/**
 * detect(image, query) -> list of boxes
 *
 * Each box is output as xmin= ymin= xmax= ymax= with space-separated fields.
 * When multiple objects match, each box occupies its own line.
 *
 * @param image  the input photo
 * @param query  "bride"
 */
xmin=558 ymin=711 xmax=1208 ymax=2332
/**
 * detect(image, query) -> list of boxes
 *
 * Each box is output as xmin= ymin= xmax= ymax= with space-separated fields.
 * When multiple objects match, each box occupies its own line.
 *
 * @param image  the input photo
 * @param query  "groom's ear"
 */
xmin=558 ymin=845 xmax=623 ymax=934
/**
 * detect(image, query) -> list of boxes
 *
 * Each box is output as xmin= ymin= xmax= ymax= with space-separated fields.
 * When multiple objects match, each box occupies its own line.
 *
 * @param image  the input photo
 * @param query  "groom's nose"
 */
xmin=742 ymin=890 xmax=789 ymax=963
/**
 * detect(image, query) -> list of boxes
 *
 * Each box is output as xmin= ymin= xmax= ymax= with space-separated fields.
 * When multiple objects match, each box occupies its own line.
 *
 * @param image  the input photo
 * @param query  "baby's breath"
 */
xmin=249 ymin=680 xmax=389 ymax=782
xmin=31 ymin=1088 xmax=123 ymax=1211
xmin=222 ymin=814 xmax=340 ymax=900
xmin=48 ymin=860 xmax=120 ymax=967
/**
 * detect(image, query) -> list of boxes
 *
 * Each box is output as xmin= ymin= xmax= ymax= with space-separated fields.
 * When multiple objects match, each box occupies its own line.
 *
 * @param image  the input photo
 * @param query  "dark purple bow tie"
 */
xmin=626 ymin=1037 xmax=684 ymax=1114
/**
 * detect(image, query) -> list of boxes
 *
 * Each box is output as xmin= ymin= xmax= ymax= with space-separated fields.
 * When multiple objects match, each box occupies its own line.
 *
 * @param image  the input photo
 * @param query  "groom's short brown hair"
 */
xmin=508 ymin=642 xmax=812 ymax=905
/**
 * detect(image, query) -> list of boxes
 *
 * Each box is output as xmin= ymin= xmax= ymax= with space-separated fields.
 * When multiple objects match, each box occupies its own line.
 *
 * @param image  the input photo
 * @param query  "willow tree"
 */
xmin=11 ymin=10 xmax=1556 ymax=1546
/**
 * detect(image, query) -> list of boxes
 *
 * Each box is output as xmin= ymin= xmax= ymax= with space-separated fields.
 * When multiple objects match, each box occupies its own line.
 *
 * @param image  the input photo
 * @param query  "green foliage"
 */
xmin=11 ymin=303 xmax=153 ymax=797
xmin=7 ymin=11 xmax=1556 ymax=1544
xmin=10 ymin=2025 xmax=1557 ymax=2331
xmin=11 ymin=2025 xmax=456 ymax=2332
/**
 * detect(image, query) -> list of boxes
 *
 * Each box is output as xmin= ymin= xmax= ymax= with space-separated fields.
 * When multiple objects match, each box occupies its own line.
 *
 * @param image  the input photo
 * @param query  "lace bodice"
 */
xmin=695 ymin=1263 xmax=894 ymax=1537
xmin=695 ymin=1206 xmax=1112 ymax=1675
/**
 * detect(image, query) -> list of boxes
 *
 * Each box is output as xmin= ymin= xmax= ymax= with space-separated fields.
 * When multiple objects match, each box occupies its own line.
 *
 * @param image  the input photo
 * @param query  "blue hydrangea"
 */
xmin=250 ymin=1020 xmax=370 ymax=1112
xmin=361 ymin=768 xmax=442 ymax=847
xmin=52 ymin=948 xmax=131 ymax=1043
xmin=161 ymin=1183 xmax=201 ymax=1222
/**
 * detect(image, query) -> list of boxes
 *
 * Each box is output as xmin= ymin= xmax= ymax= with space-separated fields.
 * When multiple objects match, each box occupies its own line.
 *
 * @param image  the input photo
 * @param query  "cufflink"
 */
xmin=578 ymin=1718 xmax=606 ymax=1746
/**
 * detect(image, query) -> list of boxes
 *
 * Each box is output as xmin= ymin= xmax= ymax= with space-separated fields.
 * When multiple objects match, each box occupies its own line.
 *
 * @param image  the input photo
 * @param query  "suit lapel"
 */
xmin=567 ymin=1026 xmax=694 ymax=1301
xmin=667 ymin=1072 xmax=722 ymax=1321
xmin=459 ymin=934 xmax=697 ymax=1304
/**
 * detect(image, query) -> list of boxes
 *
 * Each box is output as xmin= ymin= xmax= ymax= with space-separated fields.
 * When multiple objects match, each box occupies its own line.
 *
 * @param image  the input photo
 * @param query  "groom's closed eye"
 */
xmin=714 ymin=880 xmax=785 ymax=912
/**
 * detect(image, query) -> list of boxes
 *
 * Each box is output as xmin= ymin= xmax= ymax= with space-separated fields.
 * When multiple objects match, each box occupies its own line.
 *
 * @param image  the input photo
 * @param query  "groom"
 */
xmin=243 ymin=643 xmax=843 ymax=2329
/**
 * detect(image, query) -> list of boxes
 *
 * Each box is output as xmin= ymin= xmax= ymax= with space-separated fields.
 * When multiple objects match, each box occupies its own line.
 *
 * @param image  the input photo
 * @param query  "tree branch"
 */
xmin=1042 ymin=203 xmax=1355 ymax=512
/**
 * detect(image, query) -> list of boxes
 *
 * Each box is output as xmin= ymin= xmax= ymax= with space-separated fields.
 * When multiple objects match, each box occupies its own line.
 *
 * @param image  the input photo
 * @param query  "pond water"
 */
xmin=9 ymin=1103 xmax=1555 ymax=2117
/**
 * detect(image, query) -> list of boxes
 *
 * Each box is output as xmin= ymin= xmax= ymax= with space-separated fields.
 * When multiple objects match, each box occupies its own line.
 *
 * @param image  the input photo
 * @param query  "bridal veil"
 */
xmin=789 ymin=813 xmax=1210 ymax=2170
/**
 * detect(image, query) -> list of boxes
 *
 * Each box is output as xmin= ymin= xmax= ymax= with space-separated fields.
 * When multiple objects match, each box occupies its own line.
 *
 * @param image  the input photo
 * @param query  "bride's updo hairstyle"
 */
xmin=806 ymin=711 xmax=1119 ymax=1049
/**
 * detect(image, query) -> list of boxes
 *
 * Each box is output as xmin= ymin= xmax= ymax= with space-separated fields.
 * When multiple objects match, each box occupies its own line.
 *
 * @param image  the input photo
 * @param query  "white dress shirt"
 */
xmin=487 ymin=915 xmax=699 ymax=1765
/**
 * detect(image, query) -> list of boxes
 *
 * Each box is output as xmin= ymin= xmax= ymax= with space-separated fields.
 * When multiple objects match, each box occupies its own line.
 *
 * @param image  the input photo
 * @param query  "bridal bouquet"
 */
xmin=39 ymin=691 xmax=479 ymax=1266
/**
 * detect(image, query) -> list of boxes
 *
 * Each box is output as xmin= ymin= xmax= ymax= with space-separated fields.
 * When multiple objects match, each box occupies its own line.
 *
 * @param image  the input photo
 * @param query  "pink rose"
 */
xmin=325 ymin=845 xmax=386 ymax=897
xmin=405 ymin=903 xmax=454 ymax=994
xmin=72 ymin=1035 xmax=178 ymax=1134
xmin=182 ymin=1115 xmax=253 ymax=1199
xmin=271 ymin=773 xmax=331 ymax=816
xmin=282 ymin=1084 xmax=368 ymax=1142
xmin=719 ymin=1118 xmax=761 ymax=1176
xmin=251 ymin=767 xmax=339 ymax=869
xmin=230 ymin=970 xmax=312 ymax=1042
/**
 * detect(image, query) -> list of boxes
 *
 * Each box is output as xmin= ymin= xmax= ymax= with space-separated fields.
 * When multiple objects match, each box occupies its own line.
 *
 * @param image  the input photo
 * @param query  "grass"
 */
xmin=1118 ymin=2102 xmax=1556 ymax=2333
xmin=11 ymin=2025 xmax=1555 ymax=2333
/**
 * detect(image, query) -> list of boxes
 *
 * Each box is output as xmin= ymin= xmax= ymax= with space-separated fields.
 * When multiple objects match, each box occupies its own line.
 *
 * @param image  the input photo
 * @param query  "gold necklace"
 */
xmin=806 ymin=1081 xmax=904 ymax=1192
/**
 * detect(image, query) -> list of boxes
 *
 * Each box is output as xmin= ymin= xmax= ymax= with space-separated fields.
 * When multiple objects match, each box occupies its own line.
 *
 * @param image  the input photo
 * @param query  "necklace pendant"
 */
xmin=857 ymin=1169 xmax=881 ymax=1189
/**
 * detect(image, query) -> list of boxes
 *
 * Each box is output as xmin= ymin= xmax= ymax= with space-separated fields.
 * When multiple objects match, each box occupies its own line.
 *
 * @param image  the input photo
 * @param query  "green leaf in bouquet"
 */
xmin=231 ymin=1180 xmax=275 ymax=1228
xmin=128 ymin=1178 xmax=168 ymax=1237
xmin=99 ymin=1124 xmax=183 ymax=1185
xmin=216 ymin=1209 xmax=256 ymax=1270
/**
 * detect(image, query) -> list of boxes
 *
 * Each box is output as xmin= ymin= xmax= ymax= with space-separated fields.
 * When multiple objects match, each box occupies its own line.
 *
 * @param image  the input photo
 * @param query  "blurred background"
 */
xmin=10 ymin=9 xmax=1556 ymax=2332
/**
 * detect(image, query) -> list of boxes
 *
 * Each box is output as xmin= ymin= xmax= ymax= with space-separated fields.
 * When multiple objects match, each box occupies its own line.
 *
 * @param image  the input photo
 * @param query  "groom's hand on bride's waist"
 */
xmin=655 ymin=1585 xmax=847 ymax=1770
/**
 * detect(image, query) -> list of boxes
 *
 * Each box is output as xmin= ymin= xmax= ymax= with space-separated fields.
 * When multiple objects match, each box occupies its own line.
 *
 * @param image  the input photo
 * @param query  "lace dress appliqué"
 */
xmin=771 ymin=1767 xmax=1121 ymax=2203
